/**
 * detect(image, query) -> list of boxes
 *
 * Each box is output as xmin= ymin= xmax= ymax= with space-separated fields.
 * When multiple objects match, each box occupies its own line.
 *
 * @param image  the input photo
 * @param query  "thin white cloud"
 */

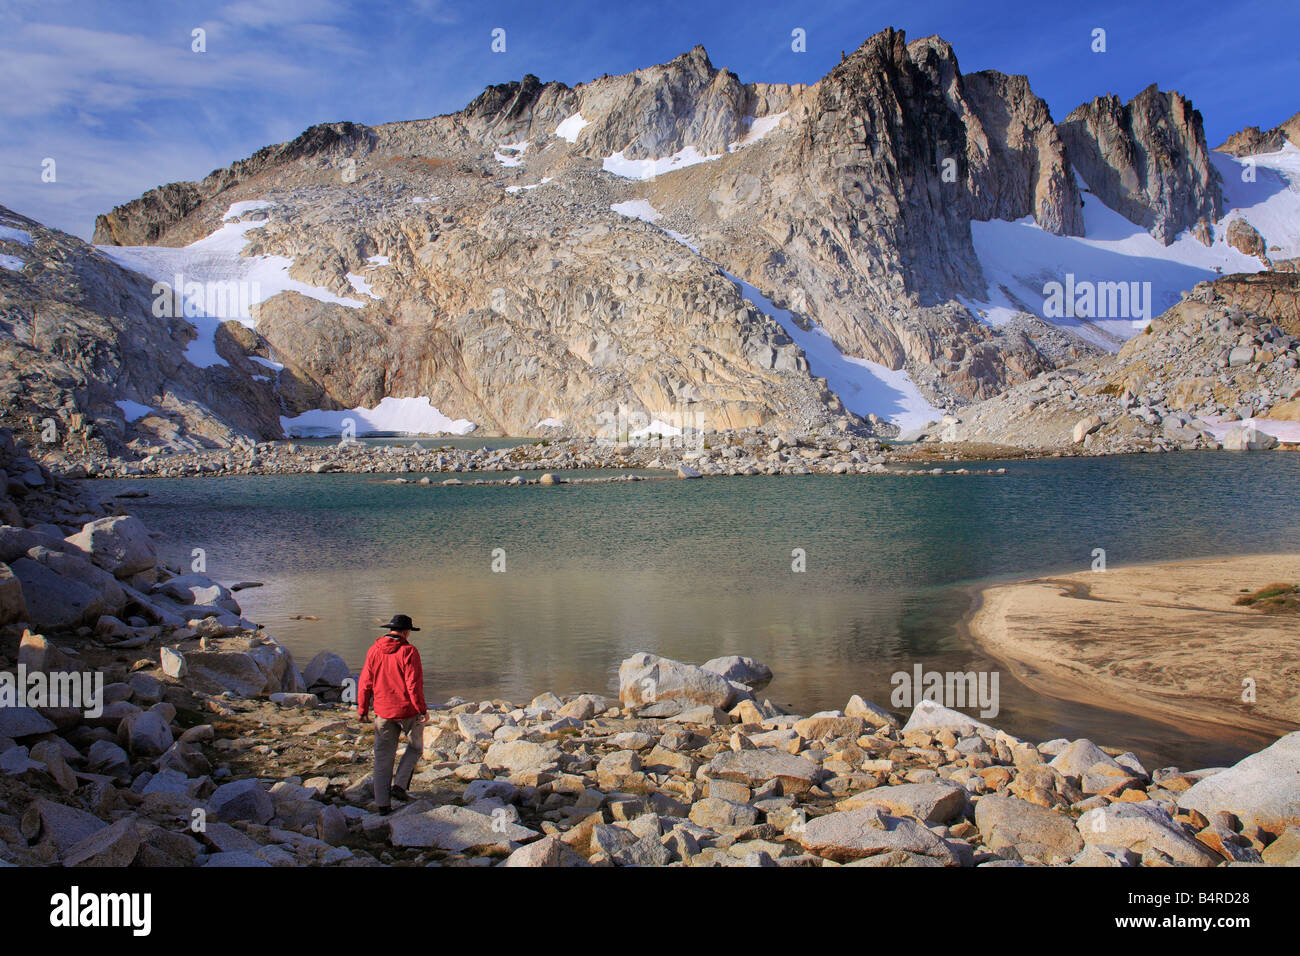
xmin=0 ymin=23 xmax=314 ymax=119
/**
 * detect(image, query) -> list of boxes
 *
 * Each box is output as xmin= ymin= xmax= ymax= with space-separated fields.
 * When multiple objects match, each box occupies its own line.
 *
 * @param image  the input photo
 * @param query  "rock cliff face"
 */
xmin=1058 ymin=85 xmax=1223 ymax=245
xmin=19 ymin=28 xmax=1276 ymax=452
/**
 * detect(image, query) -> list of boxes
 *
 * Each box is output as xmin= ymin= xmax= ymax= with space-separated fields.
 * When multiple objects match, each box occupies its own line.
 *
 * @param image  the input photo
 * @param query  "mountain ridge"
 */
xmin=4 ymin=27 xmax=1298 ymax=455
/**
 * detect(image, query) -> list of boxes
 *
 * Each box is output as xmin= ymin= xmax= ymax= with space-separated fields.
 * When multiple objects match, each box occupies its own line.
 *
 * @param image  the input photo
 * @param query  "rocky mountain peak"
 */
xmin=1059 ymin=84 xmax=1223 ymax=245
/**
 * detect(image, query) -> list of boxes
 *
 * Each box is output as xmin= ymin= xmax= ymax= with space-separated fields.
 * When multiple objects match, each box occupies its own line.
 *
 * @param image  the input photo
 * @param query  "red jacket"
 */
xmin=358 ymin=634 xmax=427 ymax=720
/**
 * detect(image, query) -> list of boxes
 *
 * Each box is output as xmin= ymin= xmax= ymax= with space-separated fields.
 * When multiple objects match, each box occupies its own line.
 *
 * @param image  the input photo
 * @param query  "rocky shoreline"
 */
xmin=2 ymin=427 xmax=1298 ymax=867
xmin=43 ymin=429 xmax=1078 ymax=483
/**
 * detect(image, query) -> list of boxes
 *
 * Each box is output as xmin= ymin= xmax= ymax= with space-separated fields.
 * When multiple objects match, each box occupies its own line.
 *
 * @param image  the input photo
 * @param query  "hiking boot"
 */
xmin=376 ymin=805 xmax=392 ymax=817
xmin=391 ymin=786 xmax=409 ymax=802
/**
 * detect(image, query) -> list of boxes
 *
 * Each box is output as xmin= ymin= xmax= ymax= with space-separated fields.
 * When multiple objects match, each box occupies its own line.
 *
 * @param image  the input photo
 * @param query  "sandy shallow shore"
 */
xmin=969 ymin=554 xmax=1300 ymax=738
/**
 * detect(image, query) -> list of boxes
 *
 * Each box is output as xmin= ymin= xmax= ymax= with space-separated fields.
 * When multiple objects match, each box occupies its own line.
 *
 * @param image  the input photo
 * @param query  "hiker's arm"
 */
xmin=357 ymin=654 xmax=374 ymax=720
xmin=406 ymin=651 xmax=428 ymax=718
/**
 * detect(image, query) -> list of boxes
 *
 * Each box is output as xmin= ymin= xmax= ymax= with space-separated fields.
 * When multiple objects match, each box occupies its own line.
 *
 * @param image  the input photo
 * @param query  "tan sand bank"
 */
xmin=969 ymin=554 xmax=1300 ymax=737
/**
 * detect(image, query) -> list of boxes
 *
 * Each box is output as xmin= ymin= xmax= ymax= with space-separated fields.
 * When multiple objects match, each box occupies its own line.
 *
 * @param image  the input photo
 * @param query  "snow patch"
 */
xmin=0 ymin=254 xmax=23 ymax=272
xmin=1202 ymin=415 xmax=1300 ymax=444
xmin=649 ymin=227 xmax=941 ymax=430
xmin=367 ymin=255 xmax=391 ymax=266
xmin=630 ymin=420 xmax=682 ymax=439
xmin=0 ymin=225 xmax=33 ymax=246
xmin=347 ymin=272 xmax=381 ymax=298
xmin=599 ymin=114 xmax=787 ymax=183
xmin=731 ymin=112 xmax=787 ymax=149
xmin=505 ymin=177 xmax=552 ymax=194
xmin=494 ymin=141 xmax=530 ymax=168
xmin=280 ymin=397 xmax=476 ymax=437
xmin=115 ymin=400 xmax=154 ymax=422
xmin=610 ymin=199 xmax=662 ymax=223
xmin=249 ymin=356 xmax=284 ymax=372
xmin=534 ymin=417 xmax=565 ymax=428
xmin=727 ymin=274 xmax=944 ymax=431
xmin=602 ymin=145 xmax=720 ymax=180
xmin=554 ymin=113 xmax=590 ymax=143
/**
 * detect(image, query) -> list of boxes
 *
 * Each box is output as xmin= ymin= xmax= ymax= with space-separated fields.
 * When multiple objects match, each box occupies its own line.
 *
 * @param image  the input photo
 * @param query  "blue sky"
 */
xmin=2 ymin=0 xmax=1298 ymax=238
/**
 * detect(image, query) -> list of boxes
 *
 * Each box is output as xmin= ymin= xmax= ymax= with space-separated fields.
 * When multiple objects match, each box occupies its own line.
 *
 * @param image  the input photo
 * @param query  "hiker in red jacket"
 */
xmin=358 ymin=614 xmax=428 ymax=814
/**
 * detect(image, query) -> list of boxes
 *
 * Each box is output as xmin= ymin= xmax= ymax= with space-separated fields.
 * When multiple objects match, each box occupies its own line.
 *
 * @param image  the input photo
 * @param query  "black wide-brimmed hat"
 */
xmin=384 ymin=614 xmax=420 ymax=632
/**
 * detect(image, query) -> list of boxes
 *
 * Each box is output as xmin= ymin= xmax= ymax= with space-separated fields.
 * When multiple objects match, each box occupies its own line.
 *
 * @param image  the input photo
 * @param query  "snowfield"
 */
xmin=965 ymin=145 xmax=1300 ymax=348
xmin=280 ymin=397 xmax=476 ymax=437
xmin=0 ymin=254 xmax=23 ymax=272
xmin=97 ymin=201 xmax=366 ymax=369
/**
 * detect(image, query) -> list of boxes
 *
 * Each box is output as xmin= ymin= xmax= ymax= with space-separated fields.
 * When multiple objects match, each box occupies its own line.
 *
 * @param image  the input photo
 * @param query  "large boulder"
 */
xmin=22 ymin=799 xmax=108 ymax=853
xmin=501 ymin=833 xmax=588 ymax=867
xmin=799 ymin=807 xmax=962 ymax=865
xmin=838 ymin=782 xmax=969 ymax=824
xmin=1048 ymin=739 xmax=1122 ymax=779
xmin=0 ymin=525 xmax=46 ymax=563
xmin=845 ymin=694 xmax=899 ymax=729
xmin=975 ymin=794 xmax=1083 ymax=863
xmin=388 ymin=805 xmax=536 ymax=853
xmin=1076 ymin=802 xmax=1219 ymax=866
xmin=618 ymin=652 xmax=736 ymax=713
xmin=303 ymin=651 xmax=352 ymax=688
xmin=0 ymin=706 xmax=56 ymax=738
xmin=25 ymin=547 xmax=127 ymax=617
xmin=152 ymin=574 xmax=240 ymax=614
xmin=246 ymin=638 xmax=305 ymax=694
xmin=117 ymin=710 xmax=174 ymax=757
xmin=185 ymin=651 xmax=274 ymax=697
xmin=703 ymin=749 xmax=821 ymax=795
xmin=1177 ymin=731 xmax=1300 ymax=832
xmin=902 ymin=699 xmax=994 ymax=735
xmin=8 ymin=557 xmax=103 ymax=630
xmin=63 ymin=818 xmax=141 ymax=867
xmin=208 ymin=779 xmax=274 ymax=824
xmin=65 ymin=515 xmax=158 ymax=578
xmin=1072 ymin=414 xmax=1103 ymax=443
xmin=700 ymin=655 xmax=773 ymax=689
xmin=1222 ymin=424 xmax=1278 ymax=451
xmin=484 ymin=740 xmax=562 ymax=775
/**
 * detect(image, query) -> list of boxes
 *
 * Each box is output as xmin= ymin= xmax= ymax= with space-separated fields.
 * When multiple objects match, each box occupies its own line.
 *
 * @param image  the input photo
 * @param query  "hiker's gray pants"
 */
xmin=373 ymin=716 xmax=423 ymax=807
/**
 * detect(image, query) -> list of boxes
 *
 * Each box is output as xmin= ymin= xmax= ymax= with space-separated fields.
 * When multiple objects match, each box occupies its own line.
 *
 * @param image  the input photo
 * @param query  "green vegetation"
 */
xmin=1234 ymin=582 xmax=1300 ymax=614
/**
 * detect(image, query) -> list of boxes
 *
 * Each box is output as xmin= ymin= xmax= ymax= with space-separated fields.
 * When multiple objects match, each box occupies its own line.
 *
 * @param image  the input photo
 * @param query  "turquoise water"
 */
xmin=95 ymin=452 xmax=1300 ymax=767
